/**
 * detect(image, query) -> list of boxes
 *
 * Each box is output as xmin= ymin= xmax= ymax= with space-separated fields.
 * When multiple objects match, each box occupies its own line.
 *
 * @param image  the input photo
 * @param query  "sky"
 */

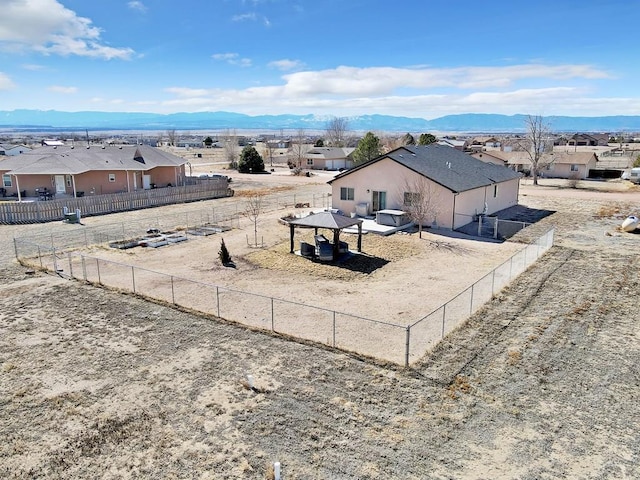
xmin=0 ymin=0 xmax=639 ymax=120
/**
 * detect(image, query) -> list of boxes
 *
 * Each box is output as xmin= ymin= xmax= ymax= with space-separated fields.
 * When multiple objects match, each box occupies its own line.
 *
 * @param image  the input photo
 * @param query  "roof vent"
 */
xmin=53 ymin=146 xmax=57 ymax=149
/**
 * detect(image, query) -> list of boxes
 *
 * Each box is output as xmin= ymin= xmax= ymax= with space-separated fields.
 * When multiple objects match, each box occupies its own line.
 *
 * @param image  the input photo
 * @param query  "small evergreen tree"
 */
xmin=401 ymin=133 xmax=415 ymax=145
xmin=314 ymin=138 xmax=324 ymax=147
xmin=203 ymin=136 xmax=214 ymax=147
xmin=237 ymin=145 xmax=265 ymax=173
xmin=219 ymin=238 xmax=233 ymax=266
xmin=633 ymin=154 xmax=640 ymax=168
xmin=352 ymin=132 xmax=382 ymax=164
xmin=417 ymin=133 xmax=437 ymax=145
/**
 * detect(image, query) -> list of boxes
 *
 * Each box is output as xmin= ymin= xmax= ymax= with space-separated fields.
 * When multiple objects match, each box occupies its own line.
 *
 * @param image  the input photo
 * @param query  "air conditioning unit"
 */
xmin=356 ymin=203 xmax=369 ymax=217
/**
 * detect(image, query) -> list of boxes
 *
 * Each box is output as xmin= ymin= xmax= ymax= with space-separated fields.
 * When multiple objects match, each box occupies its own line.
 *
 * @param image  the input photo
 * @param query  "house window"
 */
xmin=2 ymin=174 xmax=11 ymax=187
xmin=307 ymin=158 xmax=313 ymax=166
xmin=570 ymin=164 xmax=579 ymax=172
xmin=340 ymin=187 xmax=354 ymax=201
xmin=108 ymin=173 xmax=116 ymax=182
xmin=66 ymin=175 xmax=72 ymax=187
xmin=404 ymin=192 xmax=420 ymax=206
xmin=493 ymin=185 xmax=498 ymax=198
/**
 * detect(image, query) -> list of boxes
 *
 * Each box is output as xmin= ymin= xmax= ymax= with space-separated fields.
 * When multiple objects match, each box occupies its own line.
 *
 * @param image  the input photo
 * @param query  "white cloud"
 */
xmin=21 ymin=63 xmax=45 ymax=70
xmin=165 ymin=87 xmax=211 ymax=97
xmin=0 ymin=72 xmax=15 ymax=89
xmin=231 ymin=11 xmax=270 ymax=26
xmin=212 ymin=52 xmax=252 ymax=67
xmin=0 ymin=0 xmax=134 ymax=59
xmin=279 ymin=64 xmax=610 ymax=97
xmin=48 ymin=85 xmax=77 ymax=94
xmin=127 ymin=1 xmax=147 ymax=13
xmin=158 ymin=63 xmax=625 ymax=117
xmin=232 ymin=12 xmax=257 ymax=22
xmin=268 ymin=59 xmax=304 ymax=71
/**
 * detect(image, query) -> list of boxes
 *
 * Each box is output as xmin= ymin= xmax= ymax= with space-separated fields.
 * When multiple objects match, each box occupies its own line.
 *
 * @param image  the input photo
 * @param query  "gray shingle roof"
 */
xmin=0 ymin=145 xmax=185 ymax=175
xmin=330 ymin=145 xmax=521 ymax=193
xmin=288 ymin=211 xmax=362 ymax=229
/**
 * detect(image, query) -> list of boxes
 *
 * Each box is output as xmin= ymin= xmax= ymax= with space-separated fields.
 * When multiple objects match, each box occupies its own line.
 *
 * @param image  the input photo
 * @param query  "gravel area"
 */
xmin=0 ymin=177 xmax=639 ymax=478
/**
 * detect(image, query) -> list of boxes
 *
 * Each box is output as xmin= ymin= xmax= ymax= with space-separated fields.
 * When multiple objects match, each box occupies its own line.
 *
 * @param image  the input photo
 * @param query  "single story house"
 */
xmin=0 ymin=144 xmax=187 ymax=199
xmin=475 ymin=150 xmax=598 ymax=179
xmin=304 ymin=147 xmax=355 ymax=170
xmin=470 ymin=151 xmax=509 ymax=167
xmin=567 ymin=133 xmax=609 ymax=147
xmin=328 ymin=145 xmax=521 ymax=230
xmin=0 ymin=144 xmax=32 ymax=156
xmin=437 ymin=138 xmax=469 ymax=151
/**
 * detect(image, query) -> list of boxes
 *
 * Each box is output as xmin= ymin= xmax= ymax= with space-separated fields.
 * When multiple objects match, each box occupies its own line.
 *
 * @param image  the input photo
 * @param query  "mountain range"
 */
xmin=1 ymin=110 xmax=640 ymax=134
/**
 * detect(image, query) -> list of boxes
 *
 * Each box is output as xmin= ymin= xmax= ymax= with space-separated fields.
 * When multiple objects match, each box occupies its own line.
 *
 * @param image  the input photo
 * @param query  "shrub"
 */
xmin=219 ymin=238 xmax=233 ymax=266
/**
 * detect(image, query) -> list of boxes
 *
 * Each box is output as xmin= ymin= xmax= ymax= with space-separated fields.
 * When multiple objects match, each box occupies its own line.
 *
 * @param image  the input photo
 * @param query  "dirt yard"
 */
xmin=1 ymin=175 xmax=639 ymax=478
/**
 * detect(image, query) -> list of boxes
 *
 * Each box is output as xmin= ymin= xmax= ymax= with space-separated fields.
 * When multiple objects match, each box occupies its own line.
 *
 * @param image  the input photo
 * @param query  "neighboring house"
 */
xmin=304 ymin=147 xmax=355 ymax=170
xmin=0 ymin=145 xmax=186 ymax=198
xmin=567 ymin=133 xmax=609 ymax=147
xmin=470 ymin=151 xmax=510 ymax=167
xmin=437 ymin=138 xmax=469 ymax=151
xmin=0 ymin=144 xmax=31 ymax=156
xmin=328 ymin=145 xmax=521 ymax=230
xmin=41 ymin=139 xmax=65 ymax=147
xmin=481 ymin=150 xmax=598 ymax=179
xmin=267 ymin=140 xmax=291 ymax=149
xmin=471 ymin=136 xmax=501 ymax=149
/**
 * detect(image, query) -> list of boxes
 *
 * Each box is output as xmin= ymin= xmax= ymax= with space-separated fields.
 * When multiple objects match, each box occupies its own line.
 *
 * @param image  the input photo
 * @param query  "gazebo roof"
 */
xmin=288 ymin=211 xmax=363 ymax=229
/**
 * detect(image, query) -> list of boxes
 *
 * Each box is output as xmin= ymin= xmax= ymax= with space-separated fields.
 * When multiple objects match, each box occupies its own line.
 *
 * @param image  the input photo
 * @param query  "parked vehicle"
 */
xmin=622 ymin=167 xmax=640 ymax=184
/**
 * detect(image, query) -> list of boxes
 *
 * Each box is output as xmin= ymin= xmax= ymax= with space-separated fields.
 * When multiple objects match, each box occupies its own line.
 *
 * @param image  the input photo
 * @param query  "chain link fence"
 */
xmin=14 ymin=201 xmax=554 ymax=366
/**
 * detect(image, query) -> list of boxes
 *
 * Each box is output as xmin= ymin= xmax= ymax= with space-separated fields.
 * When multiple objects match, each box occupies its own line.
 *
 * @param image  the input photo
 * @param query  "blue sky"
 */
xmin=0 ymin=0 xmax=638 ymax=119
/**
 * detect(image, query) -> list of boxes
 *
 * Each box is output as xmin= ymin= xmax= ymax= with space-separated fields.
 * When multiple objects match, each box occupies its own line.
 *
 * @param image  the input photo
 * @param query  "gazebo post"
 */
xmin=357 ymin=223 xmax=362 ymax=252
xmin=332 ymin=228 xmax=340 ymax=260
xmin=289 ymin=224 xmax=295 ymax=253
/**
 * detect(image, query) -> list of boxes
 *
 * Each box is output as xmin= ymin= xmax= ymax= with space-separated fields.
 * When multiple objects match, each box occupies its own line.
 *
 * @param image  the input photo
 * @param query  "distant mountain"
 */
xmin=0 ymin=109 xmax=639 ymax=133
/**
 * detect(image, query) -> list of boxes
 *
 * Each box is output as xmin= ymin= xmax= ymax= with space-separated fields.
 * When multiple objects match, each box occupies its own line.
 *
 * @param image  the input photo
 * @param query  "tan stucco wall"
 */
xmin=1 ymin=166 xmax=184 ymax=197
xmin=331 ymin=158 xmax=457 ymax=227
xmin=546 ymin=161 xmax=594 ymax=179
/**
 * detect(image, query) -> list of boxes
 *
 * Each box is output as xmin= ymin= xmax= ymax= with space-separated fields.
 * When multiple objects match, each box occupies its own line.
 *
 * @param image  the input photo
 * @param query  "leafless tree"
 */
xmin=401 ymin=176 xmax=441 ymax=238
xmin=325 ymin=117 xmax=351 ymax=147
xmin=288 ymin=128 xmax=309 ymax=168
xmin=166 ymin=129 xmax=177 ymax=146
xmin=263 ymin=139 xmax=277 ymax=167
xmin=222 ymin=129 xmax=239 ymax=169
xmin=244 ymin=193 xmax=265 ymax=247
xmin=521 ymin=115 xmax=554 ymax=185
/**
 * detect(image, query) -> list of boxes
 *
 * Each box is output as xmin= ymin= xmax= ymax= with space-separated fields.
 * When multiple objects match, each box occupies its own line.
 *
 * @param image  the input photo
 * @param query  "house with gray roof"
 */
xmin=0 ymin=144 xmax=186 ymax=199
xmin=328 ymin=145 xmax=521 ymax=230
xmin=304 ymin=147 xmax=355 ymax=170
xmin=0 ymin=143 xmax=32 ymax=156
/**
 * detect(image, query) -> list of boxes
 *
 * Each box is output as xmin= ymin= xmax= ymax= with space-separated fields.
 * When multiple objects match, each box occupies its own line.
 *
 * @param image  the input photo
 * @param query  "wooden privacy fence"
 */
xmin=0 ymin=182 xmax=233 ymax=224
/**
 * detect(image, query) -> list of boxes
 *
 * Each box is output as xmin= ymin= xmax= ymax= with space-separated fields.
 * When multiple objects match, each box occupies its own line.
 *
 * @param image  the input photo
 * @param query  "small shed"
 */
xmin=287 ymin=211 xmax=363 ymax=261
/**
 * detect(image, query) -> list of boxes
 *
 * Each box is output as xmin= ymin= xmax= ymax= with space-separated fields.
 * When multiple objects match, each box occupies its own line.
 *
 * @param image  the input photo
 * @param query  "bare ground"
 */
xmin=1 ymin=177 xmax=639 ymax=479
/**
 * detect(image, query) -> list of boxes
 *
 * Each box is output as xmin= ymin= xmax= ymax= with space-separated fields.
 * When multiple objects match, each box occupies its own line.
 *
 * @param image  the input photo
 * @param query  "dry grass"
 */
xmin=244 ymin=233 xmax=422 ymax=281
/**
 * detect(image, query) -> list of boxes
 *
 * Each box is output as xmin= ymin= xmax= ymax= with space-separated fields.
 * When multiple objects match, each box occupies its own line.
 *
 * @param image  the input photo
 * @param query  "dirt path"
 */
xmin=1 ymin=178 xmax=639 ymax=479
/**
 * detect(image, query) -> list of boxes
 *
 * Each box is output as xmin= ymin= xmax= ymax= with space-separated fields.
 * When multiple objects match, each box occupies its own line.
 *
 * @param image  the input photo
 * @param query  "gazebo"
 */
xmin=287 ymin=211 xmax=363 ymax=261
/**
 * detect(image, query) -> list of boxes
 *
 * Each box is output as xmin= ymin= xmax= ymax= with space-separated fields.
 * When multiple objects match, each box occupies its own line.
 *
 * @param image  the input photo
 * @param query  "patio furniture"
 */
xmin=36 ymin=188 xmax=54 ymax=201
xmin=300 ymin=242 xmax=315 ymax=258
